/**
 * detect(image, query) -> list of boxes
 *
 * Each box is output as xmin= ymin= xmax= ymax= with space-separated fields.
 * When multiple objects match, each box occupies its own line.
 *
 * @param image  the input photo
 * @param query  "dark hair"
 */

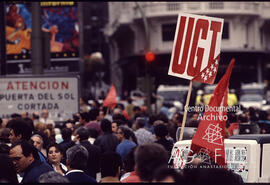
xmin=157 ymin=113 xmax=169 ymax=123
xmin=7 ymin=119 xmax=32 ymax=141
xmin=133 ymin=106 xmax=141 ymax=112
xmin=79 ymin=112 xmax=90 ymax=123
xmin=175 ymin=112 xmax=183 ymax=122
xmin=46 ymin=143 xmax=63 ymax=156
xmin=154 ymin=124 xmax=168 ymax=138
xmin=127 ymin=129 xmax=138 ymax=145
xmin=65 ymin=119 xmax=75 ymax=125
xmin=72 ymin=114 xmax=80 ymax=122
xmin=149 ymin=115 xmax=158 ymax=126
xmin=93 ymin=100 xmax=100 ymax=108
xmin=11 ymin=140 xmax=40 ymax=160
xmin=259 ymin=110 xmax=268 ymax=120
xmin=248 ymin=107 xmax=258 ymax=122
xmin=23 ymin=117 xmax=34 ymax=133
xmin=61 ymin=128 xmax=72 ymax=141
xmin=135 ymin=143 xmax=168 ymax=182
xmin=88 ymin=128 xmax=99 ymax=139
xmin=238 ymin=114 xmax=248 ymax=123
xmin=136 ymin=117 xmax=145 ymax=128
xmin=187 ymin=120 xmax=199 ymax=128
xmin=118 ymin=126 xmax=130 ymax=139
xmin=0 ymin=154 xmax=18 ymax=183
xmin=112 ymin=114 xmax=126 ymax=122
xmin=228 ymin=112 xmax=238 ymax=123
xmin=0 ymin=128 xmax=11 ymax=144
xmin=116 ymin=103 xmax=125 ymax=110
xmin=88 ymin=108 xmax=99 ymax=121
xmin=0 ymin=143 xmax=10 ymax=154
xmin=100 ymin=119 xmax=112 ymax=133
xmin=112 ymin=119 xmax=124 ymax=127
xmin=75 ymin=127 xmax=89 ymax=141
xmin=153 ymin=165 xmax=183 ymax=183
xmin=10 ymin=113 xmax=21 ymax=119
xmin=100 ymin=151 xmax=122 ymax=178
xmin=127 ymin=98 xmax=132 ymax=104
xmin=32 ymin=112 xmax=39 ymax=120
xmin=123 ymin=147 xmax=137 ymax=172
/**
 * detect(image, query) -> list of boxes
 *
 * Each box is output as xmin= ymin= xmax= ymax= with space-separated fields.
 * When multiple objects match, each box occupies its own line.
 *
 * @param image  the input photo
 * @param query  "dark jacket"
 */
xmin=59 ymin=139 xmax=75 ymax=164
xmin=65 ymin=171 xmax=97 ymax=183
xmin=38 ymin=150 xmax=47 ymax=163
xmin=93 ymin=132 xmax=119 ymax=154
xmin=80 ymin=140 xmax=101 ymax=179
xmin=155 ymin=138 xmax=174 ymax=157
xmin=21 ymin=160 xmax=54 ymax=183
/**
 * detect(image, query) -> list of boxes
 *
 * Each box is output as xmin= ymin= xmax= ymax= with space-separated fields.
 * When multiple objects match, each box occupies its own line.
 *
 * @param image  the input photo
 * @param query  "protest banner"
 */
xmin=168 ymin=12 xmax=224 ymax=141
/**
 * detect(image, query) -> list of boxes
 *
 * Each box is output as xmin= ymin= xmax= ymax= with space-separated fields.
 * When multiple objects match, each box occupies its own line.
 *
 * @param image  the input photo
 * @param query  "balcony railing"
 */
xmin=133 ymin=2 xmax=261 ymax=18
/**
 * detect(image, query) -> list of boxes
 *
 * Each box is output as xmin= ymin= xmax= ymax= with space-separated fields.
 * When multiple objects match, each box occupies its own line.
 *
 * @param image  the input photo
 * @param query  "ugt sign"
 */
xmin=168 ymin=13 xmax=224 ymax=81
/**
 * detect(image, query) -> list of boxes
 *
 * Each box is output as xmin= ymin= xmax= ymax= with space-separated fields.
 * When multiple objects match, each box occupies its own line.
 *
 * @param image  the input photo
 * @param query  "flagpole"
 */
xmin=179 ymin=80 xmax=193 ymax=141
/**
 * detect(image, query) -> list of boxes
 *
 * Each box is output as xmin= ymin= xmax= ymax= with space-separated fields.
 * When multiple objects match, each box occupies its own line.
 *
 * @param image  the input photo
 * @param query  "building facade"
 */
xmin=105 ymin=2 xmax=270 ymax=96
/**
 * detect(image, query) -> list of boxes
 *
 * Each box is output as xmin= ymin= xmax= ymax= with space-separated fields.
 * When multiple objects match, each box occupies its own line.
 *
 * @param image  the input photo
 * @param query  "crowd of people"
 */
xmin=1 ymin=90 xmax=270 ymax=183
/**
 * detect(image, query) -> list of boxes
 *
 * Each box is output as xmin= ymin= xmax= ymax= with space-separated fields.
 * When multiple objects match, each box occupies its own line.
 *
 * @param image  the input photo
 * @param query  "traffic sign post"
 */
xmin=168 ymin=13 xmax=224 ymax=141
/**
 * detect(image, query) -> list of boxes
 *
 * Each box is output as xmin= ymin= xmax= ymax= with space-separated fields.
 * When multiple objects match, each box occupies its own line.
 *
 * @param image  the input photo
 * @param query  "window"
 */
xmin=222 ymin=22 xmax=229 ymax=39
xmin=167 ymin=3 xmax=180 ymax=11
xmin=209 ymin=2 xmax=224 ymax=9
xmin=162 ymin=24 xmax=176 ymax=41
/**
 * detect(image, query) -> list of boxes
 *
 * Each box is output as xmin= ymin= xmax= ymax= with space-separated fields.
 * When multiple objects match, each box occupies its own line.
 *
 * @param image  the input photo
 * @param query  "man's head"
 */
xmin=21 ymin=112 xmax=28 ymax=119
xmin=135 ymin=143 xmax=168 ymax=182
xmin=79 ymin=112 xmax=89 ymax=124
xmin=100 ymin=151 xmax=122 ymax=178
xmin=154 ymin=123 xmax=168 ymax=139
xmin=135 ymin=117 xmax=145 ymax=129
xmin=75 ymin=127 xmax=89 ymax=141
xmin=31 ymin=112 xmax=39 ymax=120
xmin=173 ymin=112 xmax=183 ymax=127
xmin=7 ymin=119 xmax=32 ymax=144
xmin=9 ymin=141 xmax=39 ymax=173
xmin=39 ymin=171 xmax=69 ymax=183
xmin=113 ymin=108 xmax=122 ymax=115
xmin=88 ymin=108 xmax=99 ymax=121
xmin=100 ymin=119 xmax=112 ymax=133
xmin=61 ymin=128 xmax=72 ymax=141
xmin=31 ymin=134 xmax=43 ymax=151
xmin=66 ymin=144 xmax=88 ymax=171
xmin=41 ymin=109 xmax=49 ymax=119
xmin=133 ymin=106 xmax=141 ymax=114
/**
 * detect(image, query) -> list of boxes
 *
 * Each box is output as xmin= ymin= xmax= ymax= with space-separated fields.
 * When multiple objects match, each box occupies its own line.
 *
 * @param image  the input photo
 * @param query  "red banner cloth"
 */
xmin=189 ymin=58 xmax=235 ymax=167
xmin=103 ymin=84 xmax=117 ymax=108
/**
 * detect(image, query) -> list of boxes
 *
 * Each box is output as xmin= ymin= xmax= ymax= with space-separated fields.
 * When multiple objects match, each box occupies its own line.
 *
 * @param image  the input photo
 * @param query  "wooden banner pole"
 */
xmin=106 ymin=107 xmax=110 ymax=115
xmin=179 ymin=80 xmax=193 ymax=141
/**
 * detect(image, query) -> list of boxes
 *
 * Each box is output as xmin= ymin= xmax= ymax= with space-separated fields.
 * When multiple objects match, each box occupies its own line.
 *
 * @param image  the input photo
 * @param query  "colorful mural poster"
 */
xmin=6 ymin=2 xmax=78 ymax=60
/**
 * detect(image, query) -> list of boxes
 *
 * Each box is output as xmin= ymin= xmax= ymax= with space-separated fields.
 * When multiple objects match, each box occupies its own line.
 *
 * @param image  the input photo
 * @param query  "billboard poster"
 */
xmin=5 ymin=2 xmax=78 ymax=61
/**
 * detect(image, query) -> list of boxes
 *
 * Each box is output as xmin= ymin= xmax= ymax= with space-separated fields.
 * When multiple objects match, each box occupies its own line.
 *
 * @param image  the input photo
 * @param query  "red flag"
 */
xmin=103 ymin=84 xmax=117 ymax=108
xmin=192 ymin=54 xmax=220 ymax=84
xmin=189 ymin=58 xmax=235 ymax=167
